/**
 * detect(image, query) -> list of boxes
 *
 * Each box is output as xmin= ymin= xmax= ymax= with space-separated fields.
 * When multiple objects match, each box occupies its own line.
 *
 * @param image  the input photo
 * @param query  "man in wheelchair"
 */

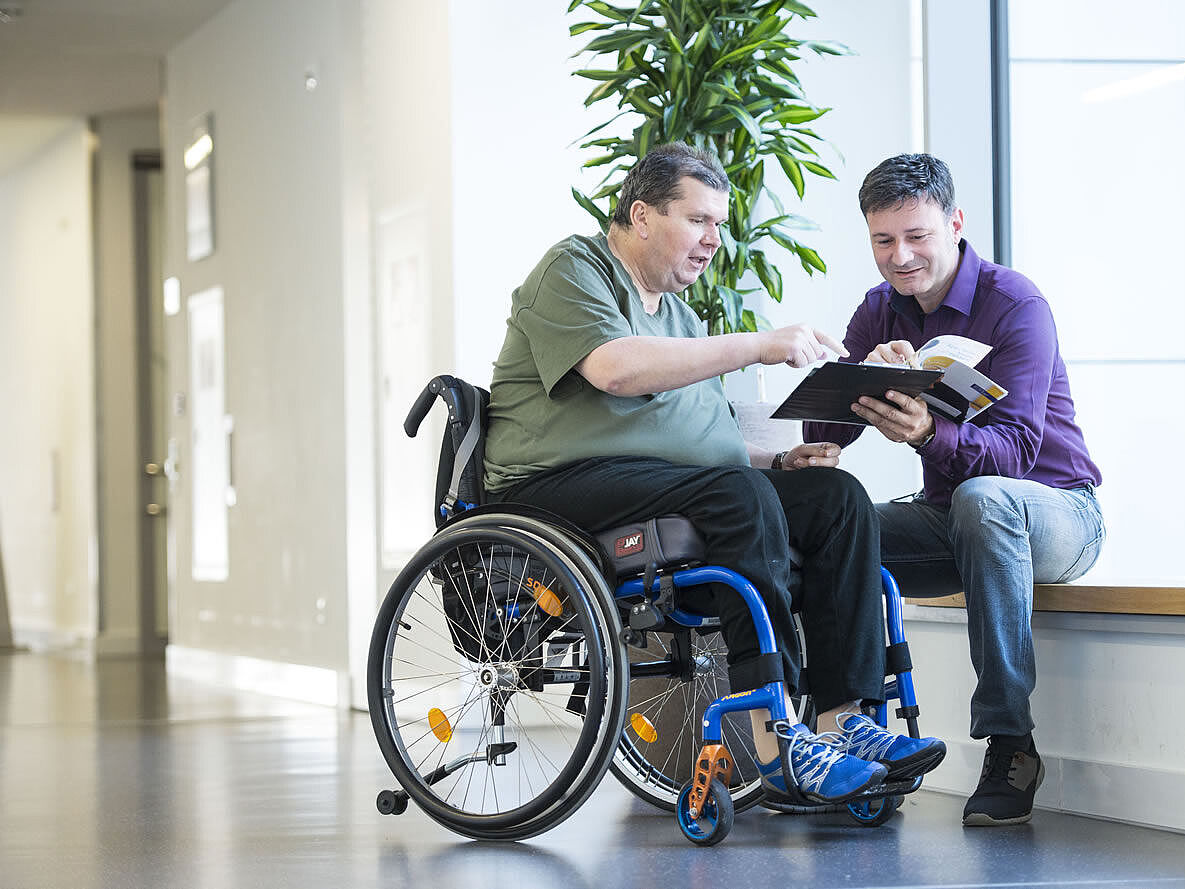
xmin=481 ymin=142 xmax=946 ymax=805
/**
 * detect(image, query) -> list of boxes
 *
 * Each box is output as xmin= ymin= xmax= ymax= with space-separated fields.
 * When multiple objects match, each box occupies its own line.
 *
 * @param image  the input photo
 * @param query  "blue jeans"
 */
xmin=876 ymin=477 xmax=1105 ymax=739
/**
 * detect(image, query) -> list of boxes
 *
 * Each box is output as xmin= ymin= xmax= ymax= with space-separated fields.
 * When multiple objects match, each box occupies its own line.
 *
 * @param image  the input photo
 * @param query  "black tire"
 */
xmin=677 ymin=777 xmax=734 ymax=846
xmin=367 ymin=517 xmax=628 ymax=841
xmin=610 ymin=627 xmax=766 ymax=813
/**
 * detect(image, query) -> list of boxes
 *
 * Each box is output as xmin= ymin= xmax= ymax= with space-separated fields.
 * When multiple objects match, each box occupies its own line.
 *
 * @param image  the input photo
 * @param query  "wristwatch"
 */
xmin=771 ymin=450 xmax=789 ymax=471
xmin=911 ymin=429 xmax=935 ymax=450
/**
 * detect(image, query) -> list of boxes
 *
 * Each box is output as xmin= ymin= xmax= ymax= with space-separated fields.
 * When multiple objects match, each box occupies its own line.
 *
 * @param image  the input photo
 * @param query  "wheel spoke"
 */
xmin=377 ymin=527 xmax=618 ymax=826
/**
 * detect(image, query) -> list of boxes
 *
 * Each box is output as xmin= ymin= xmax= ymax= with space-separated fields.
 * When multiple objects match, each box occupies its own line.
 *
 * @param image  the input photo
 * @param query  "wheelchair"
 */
xmin=368 ymin=375 xmax=932 ymax=845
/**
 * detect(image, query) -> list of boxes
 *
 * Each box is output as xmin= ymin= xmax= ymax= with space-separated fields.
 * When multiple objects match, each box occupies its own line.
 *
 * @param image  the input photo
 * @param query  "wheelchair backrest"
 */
xmin=404 ymin=375 xmax=490 ymax=527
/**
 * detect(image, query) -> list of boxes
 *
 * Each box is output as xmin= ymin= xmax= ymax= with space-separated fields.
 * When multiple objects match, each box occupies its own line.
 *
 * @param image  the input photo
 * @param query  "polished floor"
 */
xmin=1 ymin=651 xmax=1183 ymax=889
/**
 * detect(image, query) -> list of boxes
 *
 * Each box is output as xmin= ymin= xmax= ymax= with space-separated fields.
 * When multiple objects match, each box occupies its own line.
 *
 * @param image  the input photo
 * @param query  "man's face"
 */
xmin=865 ymin=197 xmax=964 ymax=312
xmin=633 ymin=176 xmax=728 ymax=293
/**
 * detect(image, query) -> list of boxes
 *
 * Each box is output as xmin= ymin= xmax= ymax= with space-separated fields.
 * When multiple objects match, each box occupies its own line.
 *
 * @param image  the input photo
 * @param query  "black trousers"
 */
xmin=493 ymin=457 xmax=886 ymax=712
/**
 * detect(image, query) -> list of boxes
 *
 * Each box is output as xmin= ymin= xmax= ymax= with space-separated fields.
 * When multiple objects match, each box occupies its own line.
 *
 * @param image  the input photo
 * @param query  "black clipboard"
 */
xmin=771 ymin=361 xmax=943 ymax=425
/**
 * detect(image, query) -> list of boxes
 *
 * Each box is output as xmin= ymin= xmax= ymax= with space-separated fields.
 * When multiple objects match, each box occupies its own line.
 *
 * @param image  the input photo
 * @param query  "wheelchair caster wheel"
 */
xmin=846 ymin=794 xmax=899 ymax=827
xmin=676 ymin=778 xmax=734 ymax=846
xmin=376 ymin=789 xmax=408 ymax=816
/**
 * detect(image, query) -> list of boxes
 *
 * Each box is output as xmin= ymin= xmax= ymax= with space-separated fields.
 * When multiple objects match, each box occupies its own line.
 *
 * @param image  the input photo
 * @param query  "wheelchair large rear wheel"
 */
xmin=610 ymin=627 xmax=766 ymax=813
xmin=368 ymin=520 xmax=628 ymax=841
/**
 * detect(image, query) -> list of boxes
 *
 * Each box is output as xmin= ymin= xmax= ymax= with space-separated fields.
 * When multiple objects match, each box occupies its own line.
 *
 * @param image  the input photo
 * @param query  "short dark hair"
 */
xmin=858 ymin=153 xmax=956 ymax=217
xmin=611 ymin=142 xmax=729 ymax=227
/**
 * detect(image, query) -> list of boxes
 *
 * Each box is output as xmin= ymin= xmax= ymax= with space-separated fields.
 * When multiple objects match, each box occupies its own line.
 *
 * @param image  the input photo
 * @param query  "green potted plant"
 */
xmin=569 ymin=0 xmax=848 ymax=336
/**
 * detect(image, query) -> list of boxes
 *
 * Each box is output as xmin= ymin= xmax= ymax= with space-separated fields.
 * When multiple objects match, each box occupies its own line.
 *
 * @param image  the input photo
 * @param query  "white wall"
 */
xmin=449 ymin=0 xmax=604 ymax=388
xmin=1006 ymin=0 xmax=1185 ymax=586
xmin=0 ymin=121 xmax=97 ymax=644
xmin=163 ymin=0 xmax=352 ymax=673
xmin=362 ymin=0 xmax=455 ymax=575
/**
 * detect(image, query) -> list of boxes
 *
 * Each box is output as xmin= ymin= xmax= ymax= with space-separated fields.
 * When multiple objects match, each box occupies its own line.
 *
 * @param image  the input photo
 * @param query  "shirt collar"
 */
xmin=888 ymin=239 xmax=981 ymax=320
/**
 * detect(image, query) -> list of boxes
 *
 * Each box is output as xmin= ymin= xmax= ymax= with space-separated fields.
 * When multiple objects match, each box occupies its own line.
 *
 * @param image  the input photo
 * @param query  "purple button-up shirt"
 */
xmin=803 ymin=240 xmax=1101 ymax=507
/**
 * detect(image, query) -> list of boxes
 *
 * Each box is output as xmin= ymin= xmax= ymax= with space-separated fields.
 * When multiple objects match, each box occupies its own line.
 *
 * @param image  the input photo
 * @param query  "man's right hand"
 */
xmin=760 ymin=324 xmax=849 ymax=368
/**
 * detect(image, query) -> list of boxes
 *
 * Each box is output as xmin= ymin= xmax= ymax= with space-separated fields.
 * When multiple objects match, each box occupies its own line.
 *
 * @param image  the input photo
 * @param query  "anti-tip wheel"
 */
xmin=376 ymin=789 xmax=408 ymax=816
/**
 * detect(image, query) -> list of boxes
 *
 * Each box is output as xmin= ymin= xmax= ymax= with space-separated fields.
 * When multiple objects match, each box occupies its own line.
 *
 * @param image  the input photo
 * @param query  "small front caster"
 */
xmin=846 ymin=794 xmax=899 ymax=826
xmin=676 ymin=778 xmax=734 ymax=846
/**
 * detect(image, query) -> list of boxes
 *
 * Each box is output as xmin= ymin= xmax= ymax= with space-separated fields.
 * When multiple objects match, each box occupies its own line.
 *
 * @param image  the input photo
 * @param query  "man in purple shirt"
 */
xmin=804 ymin=154 xmax=1104 ymax=826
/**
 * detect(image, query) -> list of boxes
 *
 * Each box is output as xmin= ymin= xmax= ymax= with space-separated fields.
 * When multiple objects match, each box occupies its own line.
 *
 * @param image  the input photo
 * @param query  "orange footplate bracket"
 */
xmin=687 ymin=744 xmax=734 ymax=819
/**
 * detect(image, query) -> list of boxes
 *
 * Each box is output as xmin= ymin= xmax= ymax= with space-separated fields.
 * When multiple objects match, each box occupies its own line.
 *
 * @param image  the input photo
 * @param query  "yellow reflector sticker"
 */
xmin=428 ymin=708 xmax=453 ymax=742
xmin=527 ymin=577 xmax=564 ymax=617
xmin=630 ymin=712 xmax=657 ymax=744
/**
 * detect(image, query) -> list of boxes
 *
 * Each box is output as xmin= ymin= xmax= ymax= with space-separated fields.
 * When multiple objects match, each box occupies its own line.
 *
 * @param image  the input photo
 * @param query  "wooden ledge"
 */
xmin=905 ymin=584 xmax=1185 ymax=617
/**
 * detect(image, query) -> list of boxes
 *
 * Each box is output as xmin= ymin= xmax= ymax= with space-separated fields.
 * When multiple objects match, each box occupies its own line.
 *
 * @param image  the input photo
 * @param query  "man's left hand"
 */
xmin=851 ymin=390 xmax=934 ymax=446
xmin=776 ymin=442 xmax=843 ymax=469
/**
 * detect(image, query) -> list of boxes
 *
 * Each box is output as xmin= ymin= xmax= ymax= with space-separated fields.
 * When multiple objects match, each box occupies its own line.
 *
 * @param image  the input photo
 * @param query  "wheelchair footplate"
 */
xmin=759 ymin=718 xmax=923 ymax=827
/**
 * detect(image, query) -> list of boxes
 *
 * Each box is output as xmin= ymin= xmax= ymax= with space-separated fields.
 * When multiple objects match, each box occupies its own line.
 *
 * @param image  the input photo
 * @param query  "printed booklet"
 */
xmin=770 ymin=335 xmax=1007 ymax=425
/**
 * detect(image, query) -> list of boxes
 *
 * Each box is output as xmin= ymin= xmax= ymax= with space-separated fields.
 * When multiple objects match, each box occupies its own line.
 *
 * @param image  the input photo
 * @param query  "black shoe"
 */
xmin=962 ymin=734 xmax=1044 ymax=826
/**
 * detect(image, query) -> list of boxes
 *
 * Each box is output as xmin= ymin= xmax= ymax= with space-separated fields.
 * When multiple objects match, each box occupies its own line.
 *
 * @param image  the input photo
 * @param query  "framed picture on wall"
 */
xmin=184 ymin=114 xmax=215 ymax=262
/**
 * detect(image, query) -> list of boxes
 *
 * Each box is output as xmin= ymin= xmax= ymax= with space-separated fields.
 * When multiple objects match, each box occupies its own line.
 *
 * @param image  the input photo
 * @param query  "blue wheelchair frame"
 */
xmin=615 ymin=560 xmax=924 ymax=840
xmin=617 ymin=565 xmax=919 ymax=748
xmin=377 ymin=374 xmax=932 ymax=844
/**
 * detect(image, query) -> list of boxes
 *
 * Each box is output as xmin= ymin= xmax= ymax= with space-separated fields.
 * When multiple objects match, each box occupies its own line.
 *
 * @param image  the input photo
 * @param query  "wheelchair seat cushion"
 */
xmin=594 ymin=513 xmax=804 ymax=580
xmin=594 ymin=515 xmax=706 ymax=578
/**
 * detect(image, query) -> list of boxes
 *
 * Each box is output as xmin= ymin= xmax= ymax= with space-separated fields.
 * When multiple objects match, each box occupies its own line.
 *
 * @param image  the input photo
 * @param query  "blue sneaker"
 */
xmin=759 ymin=723 xmax=887 ymax=804
xmin=834 ymin=712 xmax=947 ymax=779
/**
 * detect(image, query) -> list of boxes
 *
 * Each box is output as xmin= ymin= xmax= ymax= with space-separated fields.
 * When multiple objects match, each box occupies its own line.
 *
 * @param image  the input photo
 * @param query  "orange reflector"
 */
xmin=527 ymin=578 xmax=564 ymax=617
xmin=630 ymin=712 xmax=657 ymax=744
xmin=428 ymin=708 xmax=453 ymax=742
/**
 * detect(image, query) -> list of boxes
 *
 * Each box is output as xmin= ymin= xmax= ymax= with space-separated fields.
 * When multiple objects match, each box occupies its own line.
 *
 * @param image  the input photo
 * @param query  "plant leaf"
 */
xmin=800 ymin=159 xmax=836 ymax=179
xmin=715 ymin=285 xmax=745 ymax=332
xmin=571 ymin=187 xmax=609 ymax=231
xmin=774 ymin=151 xmax=805 ymax=198
xmin=796 ymin=244 xmax=827 ymax=273
xmin=768 ymin=105 xmax=828 ymax=125
xmin=574 ymin=68 xmax=633 ymax=81
xmin=570 ymin=21 xmax=611 ymax=37
xmin=581 ymin=30 xmax=655 ymax=54
xmin=582 ymin=1 xmax=632 ymax=22
xmin=716 ymin=103 xmax=763 ymax=144
xmin=802 ymin=39 xmax=852 ymax=56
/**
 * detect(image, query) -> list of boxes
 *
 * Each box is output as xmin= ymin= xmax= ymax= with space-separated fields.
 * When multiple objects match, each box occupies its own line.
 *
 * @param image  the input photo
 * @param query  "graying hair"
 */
xmin=611 ymin=142 xmax=729 ymax=227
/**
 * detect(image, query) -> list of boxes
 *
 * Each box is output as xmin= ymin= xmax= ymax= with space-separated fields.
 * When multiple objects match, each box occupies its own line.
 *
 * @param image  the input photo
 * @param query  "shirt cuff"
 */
xmin=916 ymin=414 xmax=953 ymax=459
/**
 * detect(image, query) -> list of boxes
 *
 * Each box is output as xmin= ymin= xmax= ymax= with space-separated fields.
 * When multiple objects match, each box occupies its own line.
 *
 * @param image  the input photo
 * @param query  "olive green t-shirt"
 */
xmin=483 ymin=233 xmax=749 ymax=493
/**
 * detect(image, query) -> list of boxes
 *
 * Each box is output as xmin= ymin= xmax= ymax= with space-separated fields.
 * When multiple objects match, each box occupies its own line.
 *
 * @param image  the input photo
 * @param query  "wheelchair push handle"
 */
xmin=403 ymin=375 xmax=467 ymax=438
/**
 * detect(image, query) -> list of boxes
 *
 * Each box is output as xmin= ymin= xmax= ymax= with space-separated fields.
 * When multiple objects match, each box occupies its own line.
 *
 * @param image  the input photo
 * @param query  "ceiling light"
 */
xmin=184 ymin=133 xmax=213 ymax=171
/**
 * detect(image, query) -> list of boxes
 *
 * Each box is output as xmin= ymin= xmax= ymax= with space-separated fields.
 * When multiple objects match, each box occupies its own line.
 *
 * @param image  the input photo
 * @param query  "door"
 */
xmin=133 ymin=152 xmax=169 ymax=649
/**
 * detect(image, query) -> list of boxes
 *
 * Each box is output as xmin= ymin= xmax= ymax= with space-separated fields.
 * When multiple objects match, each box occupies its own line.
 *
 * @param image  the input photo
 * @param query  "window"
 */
xmin=1003 ymin=0 xmax=1185 ymax=583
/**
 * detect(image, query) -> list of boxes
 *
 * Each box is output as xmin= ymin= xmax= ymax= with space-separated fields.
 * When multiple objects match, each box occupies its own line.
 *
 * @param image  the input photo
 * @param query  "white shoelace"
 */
xmin=836 ymin=711 xmax=896 ymax=761
xmin=778 ymin=725 xmax=848 ymax=794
